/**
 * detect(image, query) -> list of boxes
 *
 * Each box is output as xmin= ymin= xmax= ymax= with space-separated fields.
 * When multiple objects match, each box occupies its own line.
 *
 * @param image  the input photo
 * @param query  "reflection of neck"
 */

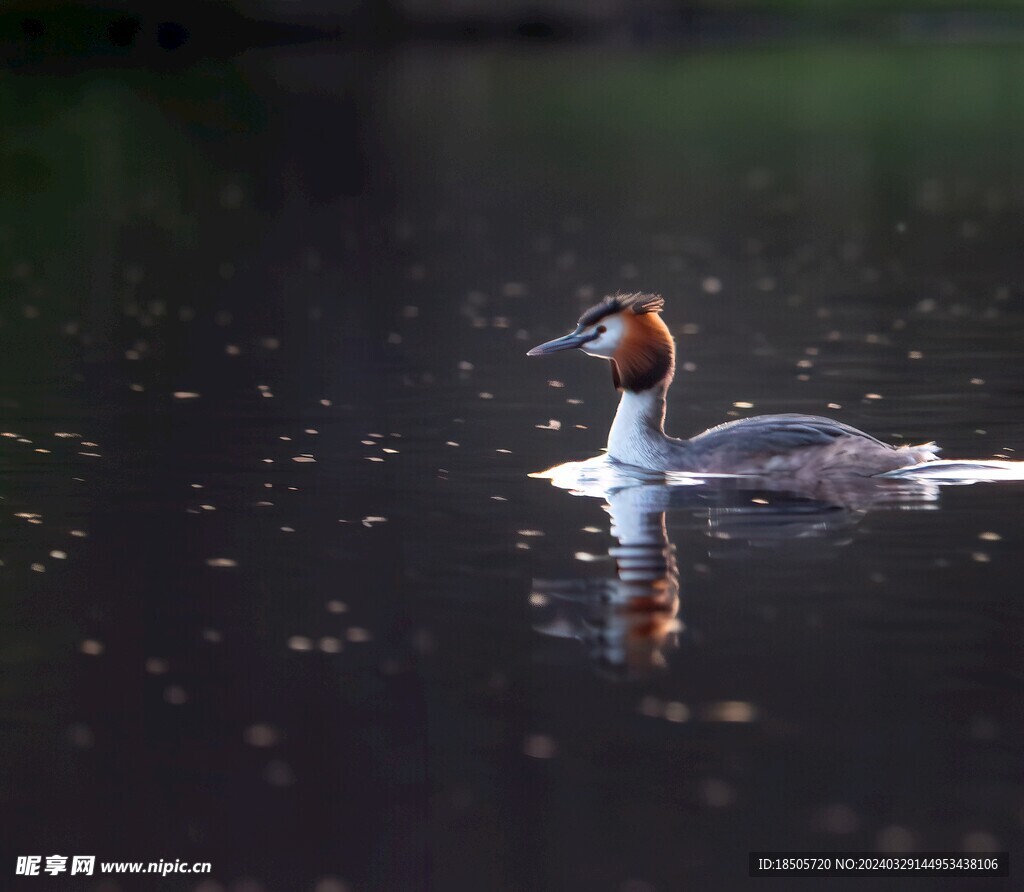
xmin=602 ymin=487 xmax=679 ymax=671
xmin=605 ymin=485 xmax=676 ymax=582
xmin=607 ymin=383 xmax=670 ymax=466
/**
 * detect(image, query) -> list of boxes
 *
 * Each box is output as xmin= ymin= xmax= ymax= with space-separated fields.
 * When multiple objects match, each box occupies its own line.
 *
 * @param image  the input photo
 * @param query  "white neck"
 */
xmin=607 ymin=383 xmax=672 ymax=468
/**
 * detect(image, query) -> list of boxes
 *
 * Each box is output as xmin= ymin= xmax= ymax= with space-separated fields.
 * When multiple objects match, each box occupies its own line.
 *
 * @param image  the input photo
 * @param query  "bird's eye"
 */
xmin=596 ymin=325 xmax=607 ymax=334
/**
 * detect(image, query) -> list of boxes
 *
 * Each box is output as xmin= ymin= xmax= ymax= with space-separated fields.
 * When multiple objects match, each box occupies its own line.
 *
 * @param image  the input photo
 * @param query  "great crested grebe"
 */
xmin=527 ymin=293 xmax=939 ymax=478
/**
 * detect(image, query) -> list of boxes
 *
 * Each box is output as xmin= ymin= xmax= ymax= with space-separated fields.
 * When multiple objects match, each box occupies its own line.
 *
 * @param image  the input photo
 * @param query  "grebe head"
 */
xmin=527 ymin=292 xmax=675 ymax=392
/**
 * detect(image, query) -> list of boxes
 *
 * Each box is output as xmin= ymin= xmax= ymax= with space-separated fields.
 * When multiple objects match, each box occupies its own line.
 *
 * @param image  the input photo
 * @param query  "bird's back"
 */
xmin=675 ymin=413 xmax=938 ymax=478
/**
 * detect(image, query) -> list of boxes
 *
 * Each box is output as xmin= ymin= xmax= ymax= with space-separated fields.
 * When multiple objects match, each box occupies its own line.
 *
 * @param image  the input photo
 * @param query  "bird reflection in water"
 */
xmin=532 ymin=482 xmax=683 ymax=675
xmin=529 ymin=456 xmax=948 ymax=677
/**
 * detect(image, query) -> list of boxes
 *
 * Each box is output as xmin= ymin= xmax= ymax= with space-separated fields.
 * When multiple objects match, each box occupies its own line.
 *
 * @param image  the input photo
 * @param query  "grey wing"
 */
xmin=687 ymin=413 xmax=891 ymax=454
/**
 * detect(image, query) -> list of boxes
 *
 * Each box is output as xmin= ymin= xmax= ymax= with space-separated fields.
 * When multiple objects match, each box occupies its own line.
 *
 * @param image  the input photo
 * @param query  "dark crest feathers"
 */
xmin=578 ymin=292 xmax=665 ymax=327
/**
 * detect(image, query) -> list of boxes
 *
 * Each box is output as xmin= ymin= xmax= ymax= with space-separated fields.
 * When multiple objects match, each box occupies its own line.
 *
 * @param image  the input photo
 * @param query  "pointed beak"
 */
xmin=527 ymin=327 xmax=596 ymax=356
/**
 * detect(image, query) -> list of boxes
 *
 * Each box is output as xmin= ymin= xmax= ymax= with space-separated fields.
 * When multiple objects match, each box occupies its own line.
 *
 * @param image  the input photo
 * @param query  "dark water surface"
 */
xmin=3 ymin=43 xmax=1024 ymax=891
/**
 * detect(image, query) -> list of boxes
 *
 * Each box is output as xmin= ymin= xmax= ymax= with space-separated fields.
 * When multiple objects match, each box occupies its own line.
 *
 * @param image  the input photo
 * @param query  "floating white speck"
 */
xmin=243 ymin=724 xmax=281 ymax=747
xmin=536 ymin=419 xmax=561 ymax=431
xmin=706 ymin=701 xmax=757 ymax=722
xmin=206 ymin=558 xmax=238 ymax=568
xmin=287 ymin=635 xmax=313 ymax=651
xmin=292 ymin=455 xmax=316 ymax=463
xmin=173 ymin=391 xmax=201 ymax=400
xmin=80 ymin=639 xmax=104 ymax=656
xmin=700 ymin=778 xmax=736 ymax=808
xmin=164 ymin=685 xmax=188 ymax=705
xmin=733 ymin=401 xmax=754 ymax=409
xmin=664 ymin=701 xmax=690 ymax=723
xmin=523 ymin=733 xmax=557 ymax=759
xmin=50 ymin=550 xmax=67 ymax=559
